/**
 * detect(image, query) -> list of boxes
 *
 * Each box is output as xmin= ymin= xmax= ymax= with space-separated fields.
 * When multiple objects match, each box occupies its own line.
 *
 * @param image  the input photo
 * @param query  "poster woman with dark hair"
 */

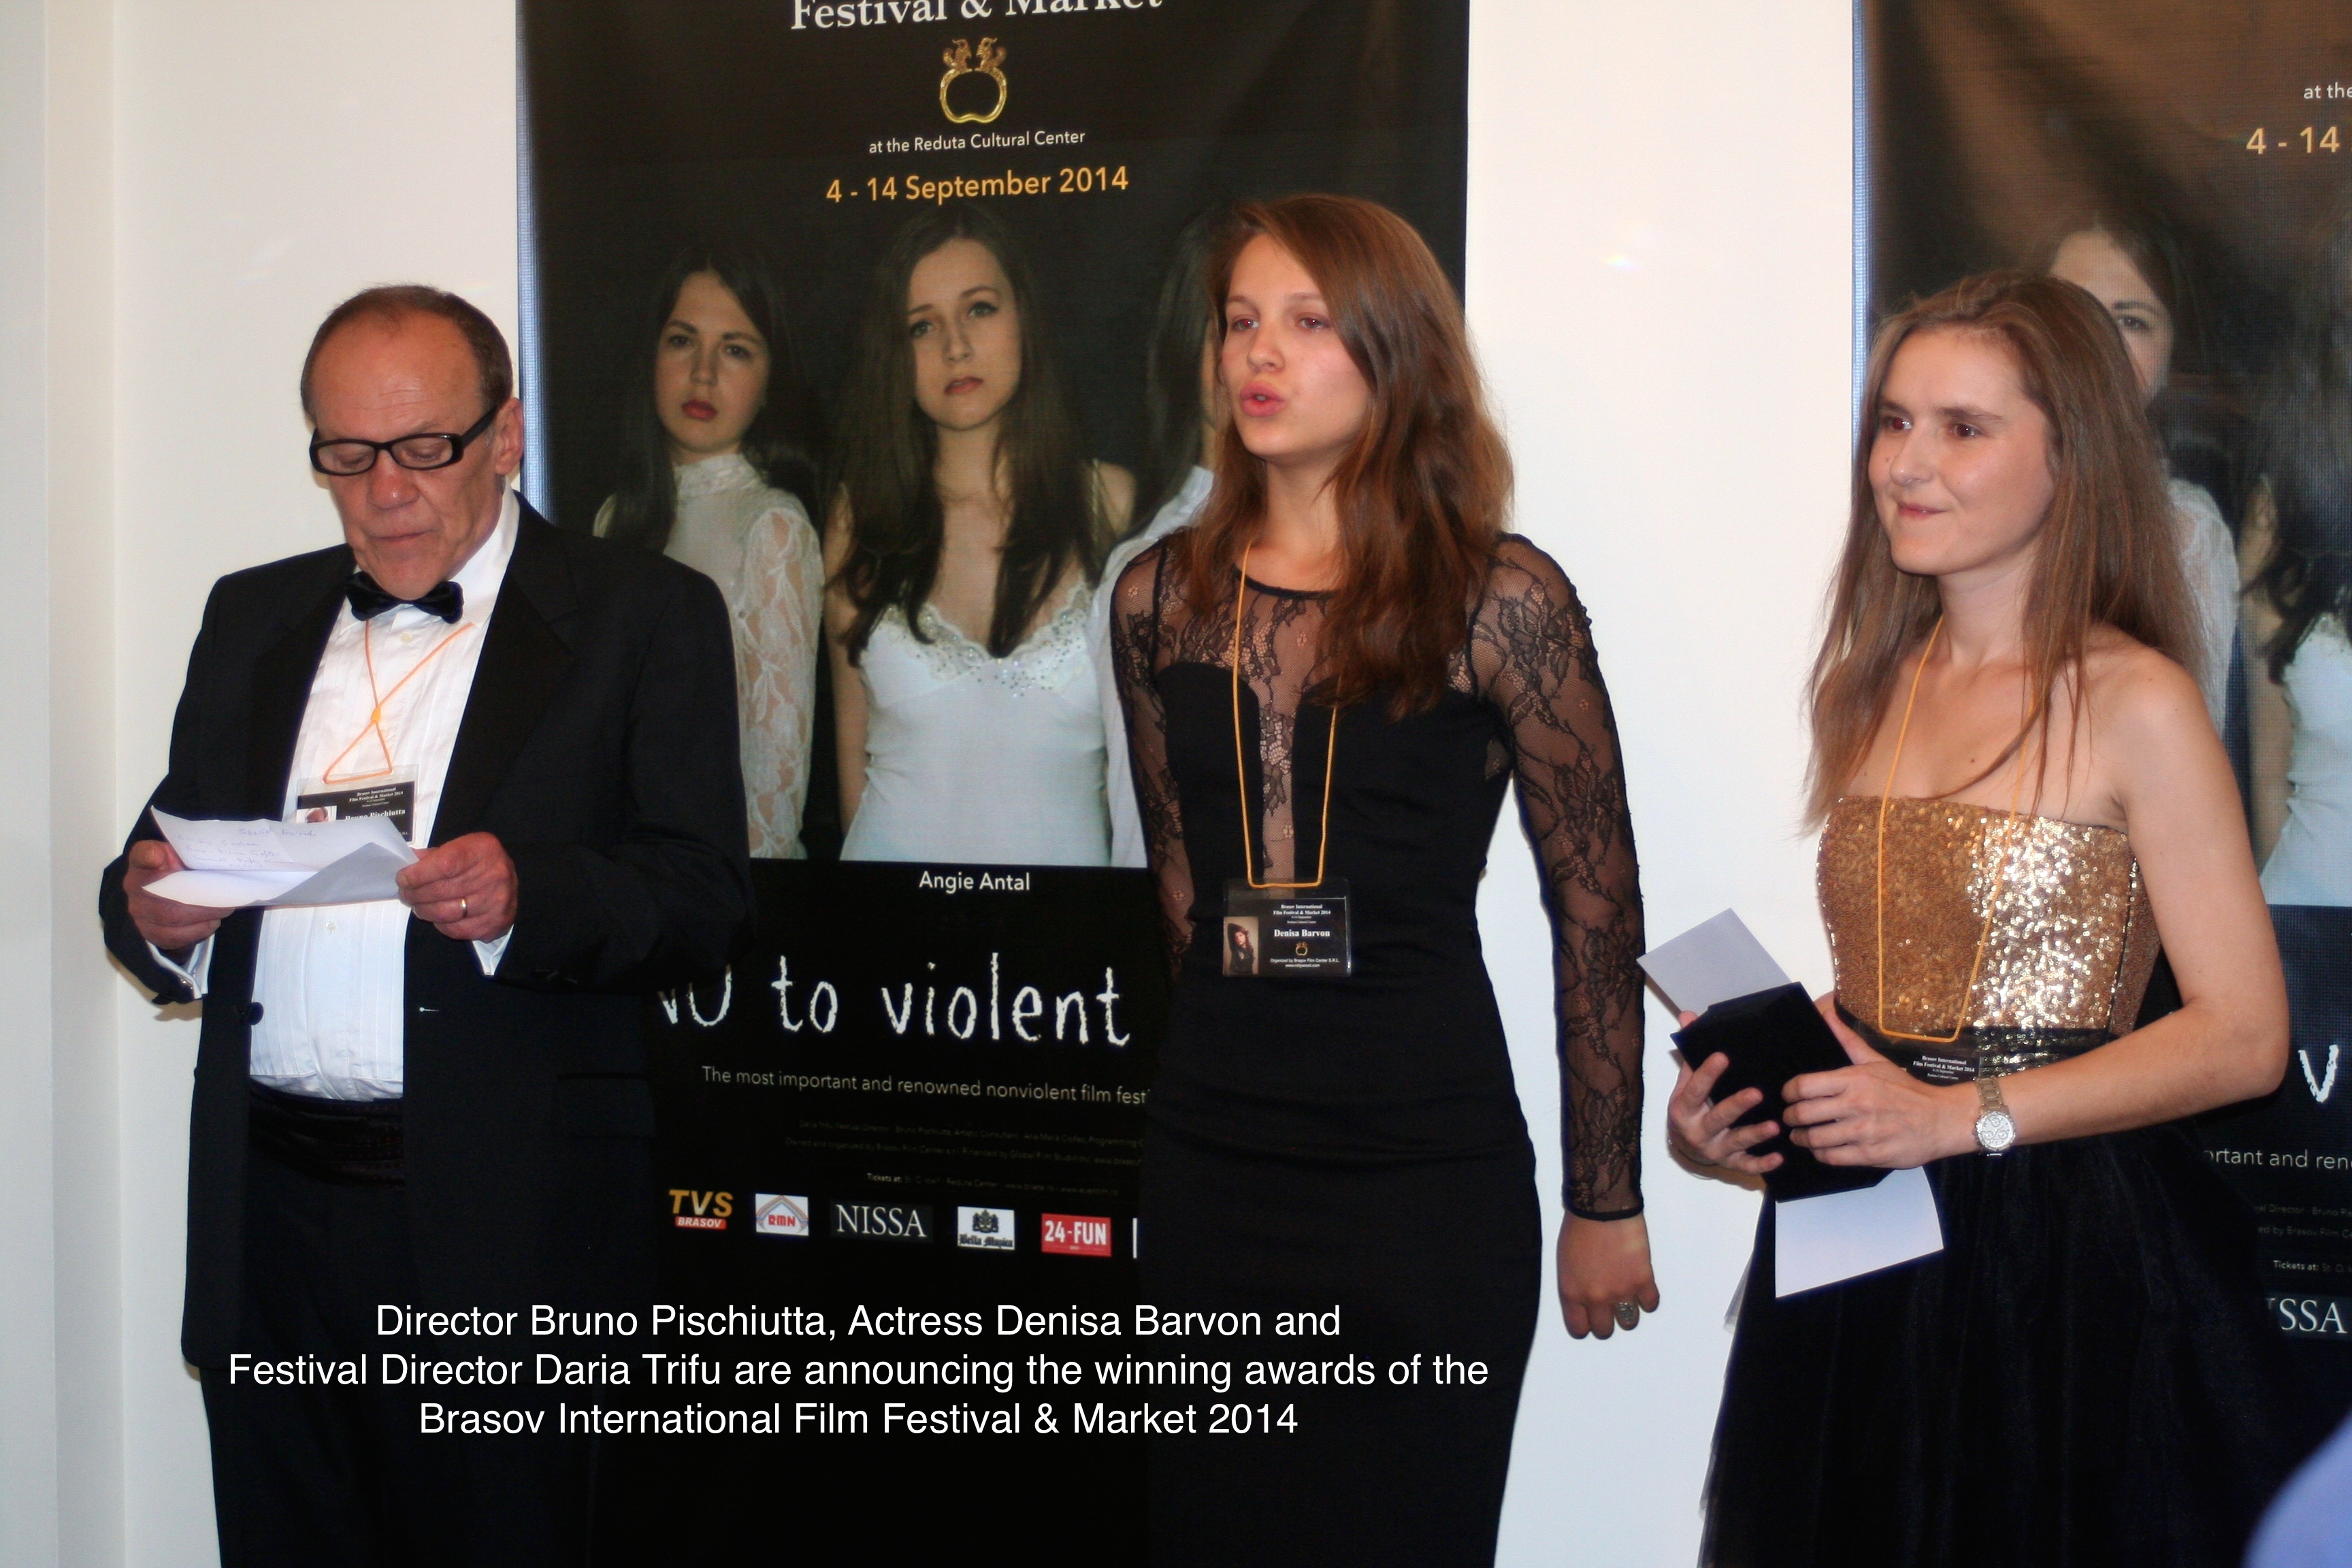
xmin=2244 ymin=203 xmax=2352 ymax=909
xmin=1678 ymin=272 xmax=2302 ymax=1567
xmin=1111 ymin=195 xmax=1653 ymax=1565
xmin=826 ymin=201 xmax=1134 ymax=865
xmin=596 ymin=246 xmax=826 ymax=858
xmin=2042 ymin=216 xmax=2240 ymax=727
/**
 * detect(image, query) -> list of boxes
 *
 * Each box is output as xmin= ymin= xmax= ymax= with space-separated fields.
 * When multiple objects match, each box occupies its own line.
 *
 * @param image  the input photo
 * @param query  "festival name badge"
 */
xmin=1222 ymin=881 xmax=1352 ymax=977
xmin=293 ymin=608 xmax=473 ymax=846
xmin=1220 ymin=544 xmax=1351 ymax=978
xmin=293 ymin=771 xmax=417 ymax=843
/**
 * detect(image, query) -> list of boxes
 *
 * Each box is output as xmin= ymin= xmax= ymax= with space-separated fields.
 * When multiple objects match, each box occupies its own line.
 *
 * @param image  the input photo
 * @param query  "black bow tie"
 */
xmin=346 ymin=573 xmax=463 ymax=623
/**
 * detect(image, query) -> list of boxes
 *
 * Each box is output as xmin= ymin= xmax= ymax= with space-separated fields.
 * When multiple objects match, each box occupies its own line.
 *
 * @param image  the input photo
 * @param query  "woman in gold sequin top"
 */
xmin=1675 ymin=272 xmax=2310 ymax=1568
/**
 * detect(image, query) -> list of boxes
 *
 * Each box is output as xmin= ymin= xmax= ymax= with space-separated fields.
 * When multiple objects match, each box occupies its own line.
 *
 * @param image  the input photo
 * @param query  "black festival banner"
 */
xmin=1860 ymin=1 xmax=2352 ymax=1408
xmin=521 ymin=1 xmax=1467 ymax=1552
xmin=648 ymin=861 xmax=1166 ymax=1280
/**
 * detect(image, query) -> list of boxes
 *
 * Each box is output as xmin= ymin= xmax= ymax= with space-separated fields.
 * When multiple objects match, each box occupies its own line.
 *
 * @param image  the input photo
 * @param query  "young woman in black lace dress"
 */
xmin=1109 ymin=195 xmax=1653 ymax=1566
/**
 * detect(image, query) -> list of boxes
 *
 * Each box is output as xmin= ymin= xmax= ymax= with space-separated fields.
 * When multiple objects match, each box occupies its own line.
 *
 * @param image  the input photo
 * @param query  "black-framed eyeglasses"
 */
xmin=308 ymin=403 xmax=500 ymax=476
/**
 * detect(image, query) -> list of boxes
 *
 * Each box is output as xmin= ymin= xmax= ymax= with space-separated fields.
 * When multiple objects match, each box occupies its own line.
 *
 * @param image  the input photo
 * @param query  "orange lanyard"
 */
xmin=318 ymin=615 xmax=474 ymax=785
xmin=1230 ymin=543 xmax=1339 ymax=891
xmin=1872 ymin=617 xmax=2031 ymax=1045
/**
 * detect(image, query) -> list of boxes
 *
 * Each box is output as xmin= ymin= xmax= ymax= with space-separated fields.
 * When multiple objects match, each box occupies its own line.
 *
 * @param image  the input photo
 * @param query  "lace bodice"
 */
xmin=1109 ymin=534 xmax=1646 ymax=1218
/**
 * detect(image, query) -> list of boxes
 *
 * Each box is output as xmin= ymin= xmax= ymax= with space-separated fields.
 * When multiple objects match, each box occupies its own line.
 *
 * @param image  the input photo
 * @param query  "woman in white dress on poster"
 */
xmin=2244 ymin=203 xmax=2352 ymax=909
xmin=825 ymin=201 xmax=1132 ymax=866
xmin=597 ymin=244 xmax=826 ymax=858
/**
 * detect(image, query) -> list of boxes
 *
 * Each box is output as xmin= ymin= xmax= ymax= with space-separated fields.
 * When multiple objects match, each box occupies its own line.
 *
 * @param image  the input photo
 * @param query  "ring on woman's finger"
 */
xmin=1613 ymin=1301 xmax=1642 ymax=1330
xmin=459 ymin=896 xmax=468 ymax=919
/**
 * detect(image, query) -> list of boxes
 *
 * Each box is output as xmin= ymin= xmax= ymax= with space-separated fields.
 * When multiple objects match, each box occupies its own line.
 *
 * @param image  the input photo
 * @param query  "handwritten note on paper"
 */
xmin=146 ymin=809 xmax=418 ymax=909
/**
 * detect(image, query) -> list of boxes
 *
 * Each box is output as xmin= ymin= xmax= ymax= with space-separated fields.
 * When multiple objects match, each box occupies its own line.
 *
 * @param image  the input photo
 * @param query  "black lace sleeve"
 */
xmin=1110 ymin=544 xmax=1194 ymax=973
xmin=1472 ymin=537 xmax=1646 ymax=1219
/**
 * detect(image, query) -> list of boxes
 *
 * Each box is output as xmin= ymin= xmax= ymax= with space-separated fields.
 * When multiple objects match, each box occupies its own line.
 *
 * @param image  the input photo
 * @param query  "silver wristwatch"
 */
xmin=1973 ymin=1076 xmax=2017 ymax=1156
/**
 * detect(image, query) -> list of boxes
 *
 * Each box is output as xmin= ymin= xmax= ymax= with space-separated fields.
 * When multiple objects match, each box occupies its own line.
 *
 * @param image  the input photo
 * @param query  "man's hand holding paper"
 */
xmin=395 ymin=832 xmax=517 ymax=943
xmin=124 ymin=838 xmax=232 ymax=953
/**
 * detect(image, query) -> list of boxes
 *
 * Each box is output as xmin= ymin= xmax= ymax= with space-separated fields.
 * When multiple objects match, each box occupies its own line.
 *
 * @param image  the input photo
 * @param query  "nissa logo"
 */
xmin=832 ymin=1202 xmax=934 ymax=1242
xmin=2273 ymin=1294 xmax=2352 ymax=1338
xmin=669 ymin=1190 xmax=733 ymax=1231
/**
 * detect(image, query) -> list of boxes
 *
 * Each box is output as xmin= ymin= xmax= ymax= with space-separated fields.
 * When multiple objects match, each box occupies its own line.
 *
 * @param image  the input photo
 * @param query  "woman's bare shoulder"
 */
xmin=2083 ymin=628 xmax=2212 ymax=757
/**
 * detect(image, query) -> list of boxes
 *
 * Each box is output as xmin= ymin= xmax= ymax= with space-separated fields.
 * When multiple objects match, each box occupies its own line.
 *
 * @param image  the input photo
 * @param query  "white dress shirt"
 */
xmin=156 ymin=489 xmax=520 ymax=1099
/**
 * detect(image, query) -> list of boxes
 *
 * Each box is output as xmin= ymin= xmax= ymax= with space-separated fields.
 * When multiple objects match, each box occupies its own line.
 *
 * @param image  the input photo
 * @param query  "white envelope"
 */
xmin=1772 ymin=1166 xmax=1944 ymax=1296
xmin=1644 ymin=909 xmax=1947 ymax=1295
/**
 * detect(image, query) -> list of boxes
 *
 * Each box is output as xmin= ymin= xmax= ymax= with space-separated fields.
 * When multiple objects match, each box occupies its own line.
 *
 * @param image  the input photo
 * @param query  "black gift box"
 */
xmin=1671 ymin=982 xmax=1887 ymax=1202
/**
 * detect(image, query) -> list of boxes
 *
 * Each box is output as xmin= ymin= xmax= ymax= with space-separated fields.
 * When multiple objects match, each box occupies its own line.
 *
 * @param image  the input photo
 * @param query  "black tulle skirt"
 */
xmin=1702 ymin=1123 xmax=2310 ymax=1568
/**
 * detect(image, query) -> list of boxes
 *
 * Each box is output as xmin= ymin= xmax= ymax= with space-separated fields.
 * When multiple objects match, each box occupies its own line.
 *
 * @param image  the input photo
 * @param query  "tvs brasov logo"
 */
xmin=754 ymin=1194 xmax=812 ymax=1238
xmin=956 ymin=1206 xmax=1016 ymax=1252
xmin=669 ymin=1190 xmax=732 ymax=1231
xmin=1040 ymin=1213 xmax=1112 ymax=1257
xmin=939 ymin=37 xmax=1008 ymax=125
xmin=832 ymin=1201 xmax=935 ymax=1242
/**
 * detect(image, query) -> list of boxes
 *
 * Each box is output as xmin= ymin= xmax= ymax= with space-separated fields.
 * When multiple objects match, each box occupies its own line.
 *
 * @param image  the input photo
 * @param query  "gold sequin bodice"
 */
xmin=1819 ymin=798 xmax=2159 ymax=1039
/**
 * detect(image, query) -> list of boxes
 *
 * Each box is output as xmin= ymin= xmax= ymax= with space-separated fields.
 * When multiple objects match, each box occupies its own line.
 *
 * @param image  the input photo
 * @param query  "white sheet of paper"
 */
xmin=143 ymin=867 xmax=312 ymax=908
xmin=1639 ymin=909 xmax=1792 ymax=1016
xmin=148 ymin=809 xmax=417 ymax=909
xmin=1773 ymin=1166 xmax=1944 ymax=1296
xmin=269 ymin=840 xmax=415 ymax=907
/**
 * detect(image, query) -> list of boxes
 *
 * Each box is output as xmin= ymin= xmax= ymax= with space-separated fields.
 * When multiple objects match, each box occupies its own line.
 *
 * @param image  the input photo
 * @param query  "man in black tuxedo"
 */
xmin=99 ymin=286 xmax=750 ymax=1565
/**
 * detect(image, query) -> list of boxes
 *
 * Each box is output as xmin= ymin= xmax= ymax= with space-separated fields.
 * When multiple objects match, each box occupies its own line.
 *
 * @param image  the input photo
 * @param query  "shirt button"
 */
xmin=325 ymin=921 xmax=337 ymax=933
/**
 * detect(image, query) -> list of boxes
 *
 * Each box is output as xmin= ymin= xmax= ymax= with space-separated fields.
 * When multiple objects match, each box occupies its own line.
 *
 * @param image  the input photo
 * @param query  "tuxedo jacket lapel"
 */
xmin=434 ymin=506 xmax=578 ymax=846
xmin=245 ymin=572 xmax=348 ymax=818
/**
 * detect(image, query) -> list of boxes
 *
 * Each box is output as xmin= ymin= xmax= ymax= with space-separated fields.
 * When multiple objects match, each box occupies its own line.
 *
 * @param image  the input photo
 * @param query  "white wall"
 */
xmin=1470 ymin=7 xmax=1851 ymax=1563
xmin=3 ymin=1 xmax=1851 ymax=1561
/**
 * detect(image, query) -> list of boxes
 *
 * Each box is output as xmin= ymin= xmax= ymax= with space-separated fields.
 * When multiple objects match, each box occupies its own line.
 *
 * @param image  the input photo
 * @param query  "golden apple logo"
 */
xmin=939 ymin=37 xmax=1009 ymax=125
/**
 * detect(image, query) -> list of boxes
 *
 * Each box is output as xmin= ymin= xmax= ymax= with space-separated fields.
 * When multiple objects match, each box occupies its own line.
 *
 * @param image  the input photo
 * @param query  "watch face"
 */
xmin=1976 ymin=1109 xmax=2017 ymax=1153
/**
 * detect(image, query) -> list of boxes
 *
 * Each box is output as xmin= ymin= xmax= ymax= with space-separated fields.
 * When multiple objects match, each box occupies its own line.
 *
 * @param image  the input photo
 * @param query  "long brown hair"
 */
xmin=603 ymin=244 xmax=825 ymax=556
xmin=1164 ymin=195 xmax=1510 ymax=715
xmin=830 ymin=202 xmax=1104 ymax=661
xmin=1806 ymin=270 xmax=2196 ymax=821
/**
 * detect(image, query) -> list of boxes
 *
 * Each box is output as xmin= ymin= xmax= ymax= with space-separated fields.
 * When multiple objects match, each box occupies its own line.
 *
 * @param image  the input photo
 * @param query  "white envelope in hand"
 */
xmin=1644 ymin=909 xmax=1947 ymax=1296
